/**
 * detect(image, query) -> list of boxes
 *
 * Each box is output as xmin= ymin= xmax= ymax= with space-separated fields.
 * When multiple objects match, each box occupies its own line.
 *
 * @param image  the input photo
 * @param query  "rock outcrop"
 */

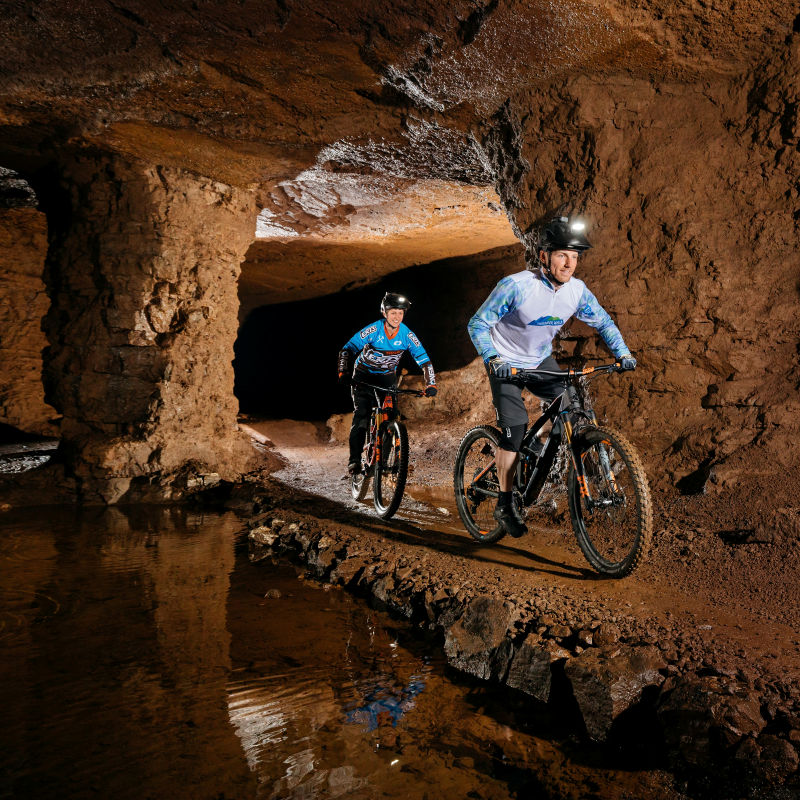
xmin=0 ymin=202 xmax=57 ymax=435
xmin=0 ymin=0 xmax=798 ymax=508
xmin=243 ymin=498 xmax=800 ymax=792
xmin=34 ymin=153 xmax=259 ymax=502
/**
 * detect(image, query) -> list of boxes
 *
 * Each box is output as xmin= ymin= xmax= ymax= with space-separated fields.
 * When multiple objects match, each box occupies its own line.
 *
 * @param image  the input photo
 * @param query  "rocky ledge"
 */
xmin=237 ymin=491 xmax=800 ymax=797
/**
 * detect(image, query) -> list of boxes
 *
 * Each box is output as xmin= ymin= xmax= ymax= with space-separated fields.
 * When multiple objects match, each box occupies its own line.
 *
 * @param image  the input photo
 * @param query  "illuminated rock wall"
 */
xmin=0 ymin=207 xmax=57 ymax=436
xmin=37 ymin=153 xmax=259 ymax=502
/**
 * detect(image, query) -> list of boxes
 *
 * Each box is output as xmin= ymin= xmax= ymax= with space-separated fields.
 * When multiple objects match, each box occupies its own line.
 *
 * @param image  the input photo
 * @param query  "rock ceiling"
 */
xmin=1 ymin=0 xmax=796 ymax=301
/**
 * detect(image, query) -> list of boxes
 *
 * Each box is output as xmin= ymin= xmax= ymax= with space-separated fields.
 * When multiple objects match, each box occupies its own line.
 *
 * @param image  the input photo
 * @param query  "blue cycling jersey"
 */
xmin=343 ymin=320 xmax=432 ymax=377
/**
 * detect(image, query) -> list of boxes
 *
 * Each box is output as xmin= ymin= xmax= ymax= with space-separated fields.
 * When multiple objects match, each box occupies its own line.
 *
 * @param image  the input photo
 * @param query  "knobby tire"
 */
xmin=568 ymin=426 xmax=652 ymax=577
xmin=373 ymin=420 xmax=409 ymax=519
xmin=453 ymin=426 xmax=507 ymax=544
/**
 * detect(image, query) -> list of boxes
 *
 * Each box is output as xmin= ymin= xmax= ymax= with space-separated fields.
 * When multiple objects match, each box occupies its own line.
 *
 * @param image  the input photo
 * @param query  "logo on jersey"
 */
xmin=360 ymin=324 xmax=377 ymax=339
xmin=408 ymin=332 xmax=420 ymax=347
xmin=528 ymin=316 xmax=564 ymax=326
xmin=359 ymin=344 xmax=404 ymax=371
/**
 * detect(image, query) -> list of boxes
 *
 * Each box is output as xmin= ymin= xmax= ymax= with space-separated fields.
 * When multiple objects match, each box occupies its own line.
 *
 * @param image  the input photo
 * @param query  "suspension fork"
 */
xmin=564 ymin=412 xmax=591 ymax=501
xmin=569 ymin=413 xmax=620 ymax=504
xmin=598 ymin=441 xmax=620 ymax=492
xmin=366 ymin=410 xmax=379 ymax=468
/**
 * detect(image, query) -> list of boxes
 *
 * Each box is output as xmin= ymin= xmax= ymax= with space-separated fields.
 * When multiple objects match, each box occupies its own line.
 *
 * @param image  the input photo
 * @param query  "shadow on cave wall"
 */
xmin=234 ymin=242 xmax=524 ymax=420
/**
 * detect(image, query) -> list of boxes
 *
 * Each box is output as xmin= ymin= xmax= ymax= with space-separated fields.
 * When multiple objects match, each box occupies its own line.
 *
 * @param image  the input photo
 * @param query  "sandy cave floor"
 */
xmin=240 ymin=415 xmax=800 ymax=695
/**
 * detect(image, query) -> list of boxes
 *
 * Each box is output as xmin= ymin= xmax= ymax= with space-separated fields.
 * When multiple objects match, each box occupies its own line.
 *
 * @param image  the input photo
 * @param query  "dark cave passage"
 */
xmin=233 ymin=243 xmax=524 ymax=420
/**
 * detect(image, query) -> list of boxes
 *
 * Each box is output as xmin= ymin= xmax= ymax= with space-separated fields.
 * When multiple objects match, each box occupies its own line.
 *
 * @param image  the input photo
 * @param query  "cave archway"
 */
xmin=234 ymin=242 xmax=524 ymax=420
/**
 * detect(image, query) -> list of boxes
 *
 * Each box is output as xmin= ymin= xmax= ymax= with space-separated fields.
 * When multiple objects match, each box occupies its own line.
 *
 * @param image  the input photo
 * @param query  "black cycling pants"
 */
xmin=349 ymin=371 xmax=394 ymax=462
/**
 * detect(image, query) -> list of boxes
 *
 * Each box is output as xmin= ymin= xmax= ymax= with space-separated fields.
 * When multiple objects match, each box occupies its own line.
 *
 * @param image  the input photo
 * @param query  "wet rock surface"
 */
xmin=565 ymin=644 xmax=666 ymax=740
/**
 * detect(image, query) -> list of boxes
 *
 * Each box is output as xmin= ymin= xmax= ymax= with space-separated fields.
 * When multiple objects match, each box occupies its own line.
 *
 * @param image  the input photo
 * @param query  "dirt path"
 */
xmin=241 ymin=418 xmax=800 ymax=692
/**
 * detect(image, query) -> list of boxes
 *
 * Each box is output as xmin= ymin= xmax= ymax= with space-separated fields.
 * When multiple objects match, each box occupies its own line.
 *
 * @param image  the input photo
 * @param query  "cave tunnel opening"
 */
xmin=234 ymin=242 xmax=525 ymax=421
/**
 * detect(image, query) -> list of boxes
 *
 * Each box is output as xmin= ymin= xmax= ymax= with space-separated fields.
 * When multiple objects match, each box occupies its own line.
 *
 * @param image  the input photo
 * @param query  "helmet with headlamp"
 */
xmin=381 ymin=292 xmax=411 ymax=316
xmin=538 ymin=217 xmax=592 ymax=253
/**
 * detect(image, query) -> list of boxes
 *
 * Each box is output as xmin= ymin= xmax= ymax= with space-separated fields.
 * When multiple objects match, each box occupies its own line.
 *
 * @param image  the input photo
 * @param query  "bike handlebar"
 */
xmin=508 ymin=362 xmax=628 ymax=379
xmin=350 ymin=380 xmax=426 ymax=397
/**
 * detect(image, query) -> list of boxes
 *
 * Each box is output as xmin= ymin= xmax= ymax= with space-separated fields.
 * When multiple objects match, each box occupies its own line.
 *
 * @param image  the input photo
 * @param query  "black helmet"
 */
xmin=381 ymin=292 xmax=411 ymax=315
xmin=539 ymin=217 xmax=592 ymax=252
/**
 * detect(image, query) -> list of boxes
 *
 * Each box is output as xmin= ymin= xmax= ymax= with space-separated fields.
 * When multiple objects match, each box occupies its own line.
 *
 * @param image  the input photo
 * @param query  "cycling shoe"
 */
xmin=493 ymin=505 xmax=527 ymax=538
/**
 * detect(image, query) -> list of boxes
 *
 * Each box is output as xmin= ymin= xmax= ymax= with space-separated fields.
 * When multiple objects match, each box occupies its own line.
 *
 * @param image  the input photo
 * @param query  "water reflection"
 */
xmin=0 ymin=506 xmax=254 ymax=800
xmin=343 ymin=673 xmax=426 ymax=731
xmin=0 ymin=505 xmax=681 ymax=800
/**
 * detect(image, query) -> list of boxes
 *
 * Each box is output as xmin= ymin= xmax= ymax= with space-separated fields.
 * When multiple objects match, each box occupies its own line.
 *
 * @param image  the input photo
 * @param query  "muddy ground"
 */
xmin=243 ymin=413 xmax=800 ymax=687
xmin=235 ymin=407 xmax=800 ymax=792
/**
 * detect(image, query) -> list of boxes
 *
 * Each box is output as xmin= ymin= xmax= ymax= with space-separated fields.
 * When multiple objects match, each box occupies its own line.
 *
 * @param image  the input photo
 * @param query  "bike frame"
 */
xmin=508 ymin=363 xmax=621 ymax=508
xmin=351 ymin=381 xmax=423 ymax=470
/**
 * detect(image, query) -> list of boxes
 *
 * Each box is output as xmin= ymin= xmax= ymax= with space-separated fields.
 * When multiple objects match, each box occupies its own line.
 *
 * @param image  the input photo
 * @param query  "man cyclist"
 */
xmin=467 ymin=216 xmax=636 ymax=538
xmin=338 ymin=292 xmax=437 ymax=476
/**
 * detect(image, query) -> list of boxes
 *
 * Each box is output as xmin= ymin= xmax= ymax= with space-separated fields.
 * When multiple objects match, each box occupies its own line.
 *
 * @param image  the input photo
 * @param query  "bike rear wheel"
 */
xmin=453 ymin=426 xmax=506 ymax=544
xmin=373 ymin=420 xmax=409 ymax=519
xmin=568 ymin=426 xmax=652 ymax=577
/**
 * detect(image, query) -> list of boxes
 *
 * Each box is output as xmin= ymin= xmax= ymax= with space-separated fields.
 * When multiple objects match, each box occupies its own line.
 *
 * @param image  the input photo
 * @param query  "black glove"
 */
xmin=424 ymin=385 xmax=437 ymax=397
xmin=618 ymin=355 xmax=637 ymax=371
xmin=488 ymin=356 xmax=512 ymax=379
xmin=337 ymin=350 xmax=352 ymax=384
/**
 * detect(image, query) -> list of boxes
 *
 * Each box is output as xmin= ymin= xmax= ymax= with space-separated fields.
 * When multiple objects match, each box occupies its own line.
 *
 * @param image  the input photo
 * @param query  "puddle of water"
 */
xmin=0 ymin=437 xmax=58 ymax=474
xmin=0 ymin=505 xmax=682 ymax=800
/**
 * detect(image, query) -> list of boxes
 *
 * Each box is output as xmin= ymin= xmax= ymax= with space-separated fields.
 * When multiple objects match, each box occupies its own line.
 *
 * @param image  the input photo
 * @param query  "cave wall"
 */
xmin=0 ymin=206 xmax=57 ymax=436
xmin=35 ymin=152 xmax=259 ymax=502
xmin=472 ymin=33 xmax=800 ymax=496
xmin=0 ymin=1 xmax=796 ymax=504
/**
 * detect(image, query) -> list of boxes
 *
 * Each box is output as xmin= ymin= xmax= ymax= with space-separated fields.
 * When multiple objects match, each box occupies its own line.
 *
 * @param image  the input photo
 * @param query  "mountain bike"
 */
xmin=350 ymin=382 xmax=425 ymax=519
xmin=453 ymin=362 xmax=652 ymax=577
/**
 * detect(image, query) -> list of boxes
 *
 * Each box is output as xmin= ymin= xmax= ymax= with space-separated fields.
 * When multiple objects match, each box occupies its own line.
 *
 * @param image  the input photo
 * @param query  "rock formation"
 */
xmin=0 ymin=1 xmax=797 ymax=503
xmin=0 ymin=178 xmax=56 ymax=435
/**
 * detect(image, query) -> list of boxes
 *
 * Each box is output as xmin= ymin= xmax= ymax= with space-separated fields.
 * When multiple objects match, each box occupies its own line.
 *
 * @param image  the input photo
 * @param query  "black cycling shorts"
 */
xmin=487 ymin=355 xmax=568 ymax=432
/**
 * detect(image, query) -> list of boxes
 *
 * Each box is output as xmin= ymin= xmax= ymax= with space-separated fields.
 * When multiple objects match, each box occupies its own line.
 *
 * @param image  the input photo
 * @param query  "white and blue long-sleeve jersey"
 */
xmin=468 ymin=269 xmax=629 ymax=368
xmin=342 ymin=320 xmax=435 ymax=382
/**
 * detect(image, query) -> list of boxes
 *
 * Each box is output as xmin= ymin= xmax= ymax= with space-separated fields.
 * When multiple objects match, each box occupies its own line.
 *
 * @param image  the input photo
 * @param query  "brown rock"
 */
xmin=329 ymin=557 xmax=366 ymax=587
xmin=443 ymin=596 xmax=516 ymax=681
xmin=593 ymin=624 xmax=621 ymax=647
xmin=755 ymin=734 xmax=800 ymax=781
xmin=248 ymin=526 xmax=278 ymax=547
xmin=657 ymin=676 xmax=765 ymax=766
xmin=565 ymin=645 xmax=666 ymax=741
xmin=0 ymin=206 xmax=57 ymax=436
xmin=506 ymin=634 xmax=570 ymax=703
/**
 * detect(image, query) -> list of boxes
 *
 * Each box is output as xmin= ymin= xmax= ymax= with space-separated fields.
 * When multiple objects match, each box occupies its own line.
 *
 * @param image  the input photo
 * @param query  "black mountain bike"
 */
xmin=453 ymin=362 xmax=652 ymax=577
xmin=350 ymin=382 xmax=424 ymax=519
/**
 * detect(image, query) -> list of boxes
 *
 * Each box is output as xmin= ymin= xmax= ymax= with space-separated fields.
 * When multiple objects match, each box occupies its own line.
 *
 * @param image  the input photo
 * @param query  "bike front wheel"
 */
xmin=373 ymin=420 xmax=409 ymax=519
xmin=568 ymin=426 xmax=653 ymax=577
xmin=453 ymin=426 xmax=506 ymax=544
